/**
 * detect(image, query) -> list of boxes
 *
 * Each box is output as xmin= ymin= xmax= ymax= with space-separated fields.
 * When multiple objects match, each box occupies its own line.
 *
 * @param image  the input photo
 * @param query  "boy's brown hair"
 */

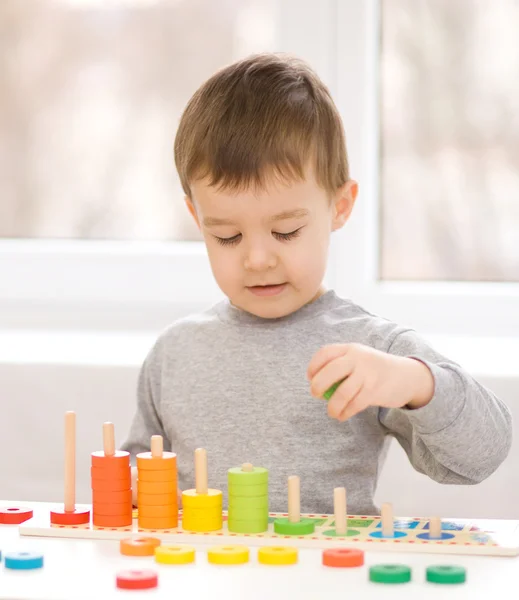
xmin=174 ymin=52 xmax=349 ymax=199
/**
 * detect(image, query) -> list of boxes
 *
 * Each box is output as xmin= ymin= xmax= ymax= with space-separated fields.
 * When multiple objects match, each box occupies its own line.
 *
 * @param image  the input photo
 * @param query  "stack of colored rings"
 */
xmin=137 ymin=450 xmax=178 ymax=530
xmin=227 ymin=464 xmax=268 ymax=533
xmin=91 ymin=450 xmax=132 ymax=528
xmin=182 ymin=489 xmax=223 ymax=532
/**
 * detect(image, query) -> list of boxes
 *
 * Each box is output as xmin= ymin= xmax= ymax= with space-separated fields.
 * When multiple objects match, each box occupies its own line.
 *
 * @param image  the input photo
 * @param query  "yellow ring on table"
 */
xmin=154 ymin=545 xmax=195 ymax=565
xmin=207 ymin=545 xmax=249 ymax=565
xmin=258 ymin=546 xmax=298 ymax=565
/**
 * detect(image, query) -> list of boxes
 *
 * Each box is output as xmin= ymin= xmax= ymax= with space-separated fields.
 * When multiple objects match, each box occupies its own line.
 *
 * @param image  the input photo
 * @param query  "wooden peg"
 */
xmin=381 ymin=502 xmax=394 ymax=538
xmin=50 ymin=411 xmax=90 ymax=525
xmin=64 ymin=411 xmax=76 ymax=513
xmin=429 ymin=516 xmax=442 ymax=539
xmin=288 ymin=475 xmax=301 ymax=523
xmin=151 ymin=435 xmax=163 ymax=458
xmin=241 ymin=463 xmax=253 ymax=472
xmin=103 ymin=422 xmax=115 ymax=457
xmin=195 ymin=448 xmax=208 ymax=495
xmin=334 ymin=487 xmax=347 ymax=536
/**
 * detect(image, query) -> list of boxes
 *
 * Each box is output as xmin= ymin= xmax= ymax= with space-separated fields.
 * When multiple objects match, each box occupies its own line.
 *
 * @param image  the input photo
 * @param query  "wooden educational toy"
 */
xmin=12 ymin=412 xmax=519 ymax=558
xmin=181 ymin=448 xmax=222 ymax=532
xmin=91 ymin=422 xmax=132 ymax=528
xmin=227 ymin=463 xmax=268 ymax=533
xmin=50 ymin=411 xmax=90 ymax=525
xmin=137 ymin=435 xmax=178 ymax=529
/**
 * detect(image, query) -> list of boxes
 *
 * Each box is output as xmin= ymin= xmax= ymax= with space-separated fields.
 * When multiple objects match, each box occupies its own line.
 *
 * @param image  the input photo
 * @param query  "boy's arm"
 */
xmin=379 ymin=329 xmax=512 ymax=484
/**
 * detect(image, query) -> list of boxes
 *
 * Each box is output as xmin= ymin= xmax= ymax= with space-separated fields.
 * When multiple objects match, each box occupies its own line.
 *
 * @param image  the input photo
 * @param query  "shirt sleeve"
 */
xmin=120 ymin=340 xmax=171 ymax=462
xmin=378 ymin=329 xmax=512 ymax=484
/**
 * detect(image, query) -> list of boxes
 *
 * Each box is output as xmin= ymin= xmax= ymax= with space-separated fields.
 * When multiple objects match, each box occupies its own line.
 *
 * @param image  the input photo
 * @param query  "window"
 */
xmin=334 ymin=0 xmax=519 ymax=336
xmin=380 ymin=0 xmax=519 ymax=282
xmin=1 ymin=0 xmax=338 ymax=331
xmin=1 ymin=0 xmax=276 ymax=242
xmin=3 ymin=0 xmax=516 ymax=337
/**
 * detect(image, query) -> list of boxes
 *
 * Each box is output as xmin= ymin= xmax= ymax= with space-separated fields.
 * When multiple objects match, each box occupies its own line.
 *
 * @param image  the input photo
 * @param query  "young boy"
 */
xmin=121 ymin=52 xmax=512 ymax=515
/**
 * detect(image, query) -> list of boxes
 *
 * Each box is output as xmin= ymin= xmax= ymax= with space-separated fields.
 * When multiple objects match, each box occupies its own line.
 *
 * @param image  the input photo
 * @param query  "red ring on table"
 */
xmin=0 ymin=507 xmax=34 ymax=525
xmin=322 ymin=548 xmax=364 ymax=567
xmin=116 ymin=569 xmax=158 ymax=590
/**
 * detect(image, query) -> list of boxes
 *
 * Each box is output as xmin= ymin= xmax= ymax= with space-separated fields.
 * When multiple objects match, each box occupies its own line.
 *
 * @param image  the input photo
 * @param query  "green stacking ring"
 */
xmin=228 ymin=483 xmax=269 ymax=497
xmin=426 ymin=565 xmax=466 ymax=584
xmin=273 ymin=517 xmax=315 ymax=535
xmin=369 ymin=564 xmax=412 ymax=584
xmin=228 ymin=467 xmax=268 ymax=485
xmin=228 ymin=507 xmax=269 ymax=521
xmin=323 ymin=378 xmax=346 ymax=400
xmin=227 ymin=519 xmax=268 ymax=534
xmin=228 ymin=495 xmax=268 ymax=509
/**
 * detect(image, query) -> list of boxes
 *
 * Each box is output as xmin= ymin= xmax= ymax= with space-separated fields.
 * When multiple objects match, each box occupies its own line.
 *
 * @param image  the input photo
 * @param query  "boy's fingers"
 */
xmin=307 ymin=344 xmax=350 ymax=380
xmin=327 ymin=374 xmax=363 ymax=419
xmin=336 ymin=392 xmax=366 ymax=422
xmin=310 ymin=355 xmax=354 ymax=398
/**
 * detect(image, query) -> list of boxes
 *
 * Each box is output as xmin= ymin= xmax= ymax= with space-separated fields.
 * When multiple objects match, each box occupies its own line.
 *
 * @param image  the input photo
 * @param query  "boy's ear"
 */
xmin=331 ymin=180 xmax=358 ymax=231
xmin=184 ymin=196 xmax=201 ymax=229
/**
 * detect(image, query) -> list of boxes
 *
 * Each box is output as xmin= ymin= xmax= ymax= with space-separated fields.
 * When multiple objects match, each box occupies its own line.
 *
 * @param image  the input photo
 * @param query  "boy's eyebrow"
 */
xmin=203 ymin=209 xmax=309 ymax=227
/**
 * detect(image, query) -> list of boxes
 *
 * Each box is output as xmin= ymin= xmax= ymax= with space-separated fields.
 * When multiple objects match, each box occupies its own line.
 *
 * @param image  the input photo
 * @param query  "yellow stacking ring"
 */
xmin=182 ymin=489 xmax=223 ymax=508
xmin=154 ymin=545 xmax=195 ymax=565
xmin=207 ymin=545 xmax=249 ymax=565
xmin=258 ymin=546 xmax=298 ymax=565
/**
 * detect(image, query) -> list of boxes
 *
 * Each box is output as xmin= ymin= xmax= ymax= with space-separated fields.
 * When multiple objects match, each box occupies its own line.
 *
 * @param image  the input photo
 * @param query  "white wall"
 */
xmin=1 ymin=333 xmax=517 ymax=520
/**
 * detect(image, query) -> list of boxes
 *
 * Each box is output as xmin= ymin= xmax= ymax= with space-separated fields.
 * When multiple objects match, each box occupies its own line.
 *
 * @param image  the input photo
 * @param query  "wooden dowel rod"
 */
xmin=195 ymin=448 xmax=208 ymax=494
xmin=103 ymin=422 xmax=115 ymax=457
xmin=64 ymin=411 xmax=76 ymax=513
xmin=334 ymin=487 xmax=347 ymax=535
xmin=288 ymin=475 xmax=300 ymax=523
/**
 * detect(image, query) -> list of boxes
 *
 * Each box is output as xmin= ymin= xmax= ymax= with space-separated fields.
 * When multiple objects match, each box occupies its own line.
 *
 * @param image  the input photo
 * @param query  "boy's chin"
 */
xmin=237 ymin=294 xmax=305 ymax=320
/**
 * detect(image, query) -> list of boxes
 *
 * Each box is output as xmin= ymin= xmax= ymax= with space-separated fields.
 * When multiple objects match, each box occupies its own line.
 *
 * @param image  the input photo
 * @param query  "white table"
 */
xmin=0 ymin=502 xmax=517 ymax=599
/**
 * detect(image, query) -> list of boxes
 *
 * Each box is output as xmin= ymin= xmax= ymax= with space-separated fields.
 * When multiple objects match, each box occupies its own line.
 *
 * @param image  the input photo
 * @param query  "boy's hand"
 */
xmin=307 ymin=343 xmax=434 ymax=421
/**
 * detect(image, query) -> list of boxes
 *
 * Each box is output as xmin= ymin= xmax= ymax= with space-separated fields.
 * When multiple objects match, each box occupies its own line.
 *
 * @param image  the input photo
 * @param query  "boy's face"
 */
xmin=187 ymin=168 xmax=357 ymax=319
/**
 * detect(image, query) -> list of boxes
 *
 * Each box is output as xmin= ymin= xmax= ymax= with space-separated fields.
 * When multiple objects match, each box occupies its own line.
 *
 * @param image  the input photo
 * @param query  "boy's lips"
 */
xmin=247 ymin=283 xmax=287 ymax=297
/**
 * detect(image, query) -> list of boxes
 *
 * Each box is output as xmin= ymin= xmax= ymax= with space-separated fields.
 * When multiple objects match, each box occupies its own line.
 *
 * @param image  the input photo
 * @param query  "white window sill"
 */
xmin=1 ymin=330 xmax=518 ymax=382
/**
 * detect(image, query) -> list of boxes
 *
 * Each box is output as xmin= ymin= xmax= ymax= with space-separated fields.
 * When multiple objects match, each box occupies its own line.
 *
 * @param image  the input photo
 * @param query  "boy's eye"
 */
xmin=214 ymin=227 xmax=303 ymax=247
xmin=273 ymin=227 xmax=303 ymax=241
xmin=215 ymin=234 xmax=241 ymax=246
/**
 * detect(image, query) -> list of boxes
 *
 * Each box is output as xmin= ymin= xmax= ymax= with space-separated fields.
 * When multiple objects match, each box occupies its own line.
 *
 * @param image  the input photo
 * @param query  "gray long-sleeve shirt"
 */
xmin=121 ymin=290 xmax=512 ymax=515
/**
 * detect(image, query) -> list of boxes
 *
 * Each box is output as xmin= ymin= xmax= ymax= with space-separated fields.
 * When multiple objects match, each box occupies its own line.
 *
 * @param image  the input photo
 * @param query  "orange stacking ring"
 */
xmin=138 ymin=505 xmax=178 ymax=519
xmin=91 ymin=450 xmax=130 ymax=467
xmin=138 ymin=469 xmax=176 ymax=483
xmin=93 ymin=489 xmax=132 ymax=504
xmin=92 ymin=478 xmax=132 ymax=492
xmin=136 ymin=451 xmax=176 ymax=470
xmin=93 ymin=502 xmax=134 ymax=517
xmin=322 ymin=548 xmax=365 ymax=568
xmin=138 ymin=515 xmax=178 ymax=530
xmin=120 ymin=537 xmax=161 ymax=556
xmin=137 ymin=481 xmax=176 ymax=495
xmin=93 ymin=513 xmax=133 ymax=528
xmin=91 ymin=466 xmax=131 ymax=481
xmin=137 ymin=493 xmax=177 ymax=507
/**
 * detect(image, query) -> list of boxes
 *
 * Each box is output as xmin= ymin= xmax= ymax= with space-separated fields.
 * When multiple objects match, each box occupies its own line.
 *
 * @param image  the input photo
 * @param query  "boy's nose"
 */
xmin=244 ymin=246 xmax=277 ymax=271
